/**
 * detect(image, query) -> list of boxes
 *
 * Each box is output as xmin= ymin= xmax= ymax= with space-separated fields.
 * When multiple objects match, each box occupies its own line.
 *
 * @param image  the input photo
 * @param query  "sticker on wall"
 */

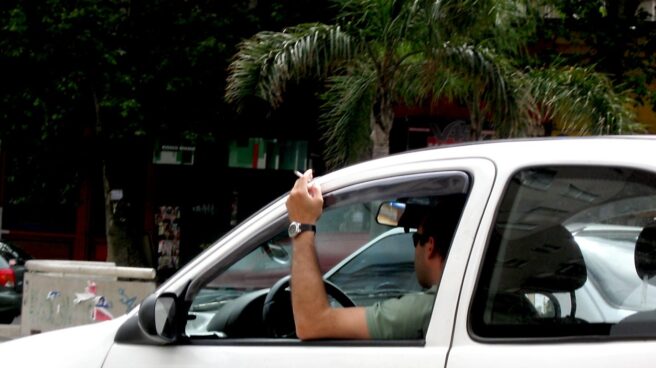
xmin=73 ymin=281 xmax=114 ymax=321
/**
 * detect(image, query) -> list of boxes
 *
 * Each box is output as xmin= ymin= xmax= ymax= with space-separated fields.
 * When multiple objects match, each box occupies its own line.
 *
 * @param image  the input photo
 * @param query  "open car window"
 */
xmin=185 ymin=171 xmax=470 ymax=341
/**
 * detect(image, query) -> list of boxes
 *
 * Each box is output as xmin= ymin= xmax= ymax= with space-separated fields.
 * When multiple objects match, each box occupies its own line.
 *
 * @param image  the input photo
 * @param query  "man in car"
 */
xmin=286 ymin=170 xmax=461 ymax=340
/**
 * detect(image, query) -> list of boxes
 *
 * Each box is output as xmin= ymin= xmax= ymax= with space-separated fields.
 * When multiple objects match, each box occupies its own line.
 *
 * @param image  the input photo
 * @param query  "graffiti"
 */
xmin=46 ymin=290 xmax=61 ymax=300
xmin=426 ymin=120 xmax=470 ymax=146
xmin=118 ymin=288 xmax=138 ymax=312
xmin=46 ymin=290 xmax=62 ymax=315
xmin=410 ymin=119 xmax=496 ymax=148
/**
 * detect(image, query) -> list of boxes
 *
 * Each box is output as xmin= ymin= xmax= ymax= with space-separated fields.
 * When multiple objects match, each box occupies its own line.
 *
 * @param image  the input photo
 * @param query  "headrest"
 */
xmin=397 ymin=194 xmax=466 ymax=230
xmin=635 ymin=223 xmax=656 ymax=284
xmin=495 ymin=224 xmax=587 ymax=293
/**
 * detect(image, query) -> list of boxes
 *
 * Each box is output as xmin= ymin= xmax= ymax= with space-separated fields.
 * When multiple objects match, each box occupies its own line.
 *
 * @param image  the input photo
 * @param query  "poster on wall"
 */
xmin=155 ymin=206 xmax=181 ymax=275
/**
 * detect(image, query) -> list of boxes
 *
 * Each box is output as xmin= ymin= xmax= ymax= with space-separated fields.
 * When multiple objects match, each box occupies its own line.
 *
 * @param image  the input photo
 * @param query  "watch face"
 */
xmin=288 ymin=222 xmax=301 ymax=238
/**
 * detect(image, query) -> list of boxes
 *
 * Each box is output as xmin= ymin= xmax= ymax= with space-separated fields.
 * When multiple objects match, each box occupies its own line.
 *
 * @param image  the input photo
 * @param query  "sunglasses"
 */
xmin=412 ymin=232 xmax=429 ymax=247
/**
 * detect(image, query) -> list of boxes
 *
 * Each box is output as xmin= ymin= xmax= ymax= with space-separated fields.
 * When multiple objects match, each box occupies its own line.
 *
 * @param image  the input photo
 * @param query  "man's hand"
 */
xmin=287 ymin=169 xmax=323 ymax=224
xmin=286 ymin=169 xmax=370 ymax=341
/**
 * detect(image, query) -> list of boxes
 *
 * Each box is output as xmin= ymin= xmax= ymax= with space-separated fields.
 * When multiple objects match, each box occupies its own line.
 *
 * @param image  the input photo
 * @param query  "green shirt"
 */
xmin=365 ymin=285 xmax=438 ymax=339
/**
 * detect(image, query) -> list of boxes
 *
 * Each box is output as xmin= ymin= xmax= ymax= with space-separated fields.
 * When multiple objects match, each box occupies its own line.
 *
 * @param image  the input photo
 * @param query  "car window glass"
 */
xmin=471 ymin=166 xmax=656 ymax=339
xmin=326 ymin=230 xmax=420 ymax=306
xmin=0 ymin=242 xmax=31 ymax=264
xmin=186 ymin=171 xmax=470 ymax=340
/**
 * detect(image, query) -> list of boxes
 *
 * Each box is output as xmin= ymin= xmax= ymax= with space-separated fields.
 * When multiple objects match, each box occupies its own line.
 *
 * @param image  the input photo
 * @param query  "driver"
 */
xmin=286 ymin=170 xmax=461 ymax=340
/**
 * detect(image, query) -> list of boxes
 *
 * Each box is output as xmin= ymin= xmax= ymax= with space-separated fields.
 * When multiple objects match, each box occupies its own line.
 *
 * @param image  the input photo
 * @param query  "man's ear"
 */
xmin=425 ymin=236 xmax=437 ymax=260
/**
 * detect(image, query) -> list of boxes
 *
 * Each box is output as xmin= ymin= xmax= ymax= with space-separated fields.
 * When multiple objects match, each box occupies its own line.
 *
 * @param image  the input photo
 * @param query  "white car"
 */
xmin=3 ymin=136 xmax=656 ymax=368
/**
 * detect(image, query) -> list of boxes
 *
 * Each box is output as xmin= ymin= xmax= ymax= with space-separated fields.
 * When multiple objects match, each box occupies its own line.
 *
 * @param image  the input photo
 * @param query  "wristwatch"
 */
xmin=288 ymin=221 xmax=316 ymax=238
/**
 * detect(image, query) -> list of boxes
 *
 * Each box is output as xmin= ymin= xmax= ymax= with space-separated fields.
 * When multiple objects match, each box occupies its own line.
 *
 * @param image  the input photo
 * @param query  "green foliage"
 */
xmin=537 ymin=0 xmax=656 ymax=111
xmin=319 ymin=67 xmax=376 ymax=167
xmin=0 ymin=0 xmax=337 ymax=215
xmin=520 ymin=65 xmax=641 ymax=135
xmin=227 ymin=0 xmax=641 ymax=169
xmin=226 ymin=23 xmax=356 ymax=109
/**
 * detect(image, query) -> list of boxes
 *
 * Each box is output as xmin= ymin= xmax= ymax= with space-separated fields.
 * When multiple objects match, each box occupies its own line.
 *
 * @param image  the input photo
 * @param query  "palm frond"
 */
xmin=225 ymin=23 xmax=357 ymax=110
xmin=522 ymin=66 xmax=643 ymax=135
xmin=435 ymin=44 xmax=522 ymax=133
xmin=429 ymin=0 xmax=498 ymax=40
xmin=335 ymin=0 xmax=426 ymax=50
xmin=318 ymin=66 xmax=376 ymax=168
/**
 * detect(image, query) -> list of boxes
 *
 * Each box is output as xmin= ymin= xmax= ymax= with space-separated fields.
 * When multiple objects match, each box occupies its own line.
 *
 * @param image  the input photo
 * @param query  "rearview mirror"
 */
xmin=376 ymin=201 xmax=406 ymax=226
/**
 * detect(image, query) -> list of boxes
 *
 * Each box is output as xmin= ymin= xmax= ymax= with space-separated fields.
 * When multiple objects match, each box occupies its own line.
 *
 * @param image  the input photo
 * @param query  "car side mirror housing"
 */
xmin=138 ymin=292 xmax=180 ymax=343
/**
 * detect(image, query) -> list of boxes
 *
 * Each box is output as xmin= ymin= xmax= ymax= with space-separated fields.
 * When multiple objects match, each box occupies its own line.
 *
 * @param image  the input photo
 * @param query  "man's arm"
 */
xmin=287 ymin=170 xmax=370 ymax=340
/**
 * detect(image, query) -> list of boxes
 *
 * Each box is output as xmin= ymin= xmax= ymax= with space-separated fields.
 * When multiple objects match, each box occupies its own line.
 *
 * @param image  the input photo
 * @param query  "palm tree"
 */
xmin=226 ymin=0 xmax=641 ymax=168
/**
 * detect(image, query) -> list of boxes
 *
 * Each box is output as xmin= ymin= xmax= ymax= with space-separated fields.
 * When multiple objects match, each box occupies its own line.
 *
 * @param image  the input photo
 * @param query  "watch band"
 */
xmin=288 ymin=221 xmax=317 ymax=238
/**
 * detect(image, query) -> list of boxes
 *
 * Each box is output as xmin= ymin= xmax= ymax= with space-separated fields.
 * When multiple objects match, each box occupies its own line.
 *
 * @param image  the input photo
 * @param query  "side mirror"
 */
xmin=376 ymin=201 xmax=407 ymax=226
xmin=263 ymin=242 xmax=290 ymax=265
xmin=138 ymin=292 xmax=180 ymax=343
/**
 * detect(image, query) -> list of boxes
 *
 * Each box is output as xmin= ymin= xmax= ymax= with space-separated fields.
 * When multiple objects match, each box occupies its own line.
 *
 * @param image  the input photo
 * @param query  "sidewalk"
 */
xmin=0 ymin=315 xmax=21 ymax=342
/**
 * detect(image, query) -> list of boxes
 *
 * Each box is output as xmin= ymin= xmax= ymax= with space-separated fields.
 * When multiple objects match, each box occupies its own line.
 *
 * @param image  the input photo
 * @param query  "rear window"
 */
xmin=471 ymin=166 xmax=656 ymax=339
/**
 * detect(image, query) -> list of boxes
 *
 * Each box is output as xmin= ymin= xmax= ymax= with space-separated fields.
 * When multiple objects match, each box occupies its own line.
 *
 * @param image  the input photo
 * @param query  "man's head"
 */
xmin=412 ymin=196 xmax=464 ymax=288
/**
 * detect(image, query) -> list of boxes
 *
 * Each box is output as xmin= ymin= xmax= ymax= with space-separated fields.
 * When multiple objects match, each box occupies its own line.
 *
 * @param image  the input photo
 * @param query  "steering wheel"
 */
xmin=262 ymin=275 xmax=356 ymax=338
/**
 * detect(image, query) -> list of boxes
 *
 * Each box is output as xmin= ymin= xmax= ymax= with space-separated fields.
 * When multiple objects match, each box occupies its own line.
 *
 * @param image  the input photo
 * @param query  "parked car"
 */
xmin=0 ymin=241 xmax=32 ymax=293
xmin=0 ymin=255 xmax=21 ymax=324
xmin=3 ymin=136 xmax=656 ymax=368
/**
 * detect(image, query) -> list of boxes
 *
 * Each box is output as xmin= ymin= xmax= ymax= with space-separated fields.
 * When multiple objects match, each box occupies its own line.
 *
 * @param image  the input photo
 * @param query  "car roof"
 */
xmin=313 ymin=136 xmax=654 ymax=189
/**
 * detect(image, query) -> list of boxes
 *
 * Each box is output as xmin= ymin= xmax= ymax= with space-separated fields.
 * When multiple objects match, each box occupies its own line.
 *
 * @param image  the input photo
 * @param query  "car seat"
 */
xmin=489 ymin=224 xmax=588 ymax=325
xmin=610 ymin=222 xmax=656 ymax=337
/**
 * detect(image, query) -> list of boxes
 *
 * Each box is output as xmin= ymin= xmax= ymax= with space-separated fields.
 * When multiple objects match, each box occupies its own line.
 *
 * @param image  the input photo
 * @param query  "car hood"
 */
xmin=0 ymin=314 xmax=128 ymax=367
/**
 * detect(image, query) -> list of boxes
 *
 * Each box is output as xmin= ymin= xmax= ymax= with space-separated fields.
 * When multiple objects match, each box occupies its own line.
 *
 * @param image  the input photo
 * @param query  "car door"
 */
xmin=102 ymin=158 xmax=495 ymax=368
xmin=449 ymin=164 xmax=656 ymax=368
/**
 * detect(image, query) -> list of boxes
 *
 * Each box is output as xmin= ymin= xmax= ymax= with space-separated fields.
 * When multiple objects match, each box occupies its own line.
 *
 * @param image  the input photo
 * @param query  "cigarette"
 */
xmin=294 ymin=170 xmax=314 ymax=184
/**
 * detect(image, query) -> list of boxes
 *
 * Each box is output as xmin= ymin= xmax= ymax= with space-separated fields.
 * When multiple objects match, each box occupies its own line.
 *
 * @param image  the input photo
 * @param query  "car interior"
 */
xmin=471 ymin=166 xmax=656 ymax=340
xmin=611 ymin=222 xmax=656 ymax=337
xmin=475 ymin=224 xmax=593 ymax=337
xmin=182 ymin=172 xmax=471 ymax=342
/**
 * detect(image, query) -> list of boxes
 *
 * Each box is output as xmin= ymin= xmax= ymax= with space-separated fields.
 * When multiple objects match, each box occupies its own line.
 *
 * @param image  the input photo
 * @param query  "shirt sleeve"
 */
xmin=365 ymin=288 xmax=437 ymax=340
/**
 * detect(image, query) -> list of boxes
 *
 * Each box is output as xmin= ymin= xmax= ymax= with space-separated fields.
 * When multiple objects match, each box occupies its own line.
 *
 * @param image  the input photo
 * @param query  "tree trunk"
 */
xmin=93 ymin=91 xmax=147 ymax=267
xmin=468 ymin=90 xmax=485 ymax=141
xmin=103 ymin=163 xmax=147 ymax=267
xmin=370 ymin=90 xmax=394 ymax=159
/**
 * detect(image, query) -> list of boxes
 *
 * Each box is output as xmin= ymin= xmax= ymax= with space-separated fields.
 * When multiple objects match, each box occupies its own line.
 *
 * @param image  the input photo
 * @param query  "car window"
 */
xmin=0 ymin=255 xmax=9 ymax=268
xmin=326 ymin=229 xmax=421 ymax=306
xmin=185 ymin=171 xmax=470 ymax=340
xmin=471 ymin=166 xmax=656 ymax=339
xmin=0 ymin=242 xmax=31 ymax=264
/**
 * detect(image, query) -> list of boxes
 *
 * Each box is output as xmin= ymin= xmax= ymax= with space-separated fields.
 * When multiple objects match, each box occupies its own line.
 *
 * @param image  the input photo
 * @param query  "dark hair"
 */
xmin=420 ymin=195 xmax=465 ymax=258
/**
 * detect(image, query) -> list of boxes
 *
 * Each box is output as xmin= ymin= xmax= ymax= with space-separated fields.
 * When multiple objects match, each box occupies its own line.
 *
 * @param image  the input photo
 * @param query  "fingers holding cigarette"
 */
xmin=294 ymin=169 xmax=313 ymax=183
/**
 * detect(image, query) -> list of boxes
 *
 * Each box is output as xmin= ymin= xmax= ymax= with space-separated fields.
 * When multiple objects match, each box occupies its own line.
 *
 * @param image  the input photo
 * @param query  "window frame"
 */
xmin=183 ymin=170 xmax=472 ymax=345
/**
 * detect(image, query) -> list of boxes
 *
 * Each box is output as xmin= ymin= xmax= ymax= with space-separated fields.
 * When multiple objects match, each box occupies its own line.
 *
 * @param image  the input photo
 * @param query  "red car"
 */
xmin=0 ymin=254 xmax=21 ymax=324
